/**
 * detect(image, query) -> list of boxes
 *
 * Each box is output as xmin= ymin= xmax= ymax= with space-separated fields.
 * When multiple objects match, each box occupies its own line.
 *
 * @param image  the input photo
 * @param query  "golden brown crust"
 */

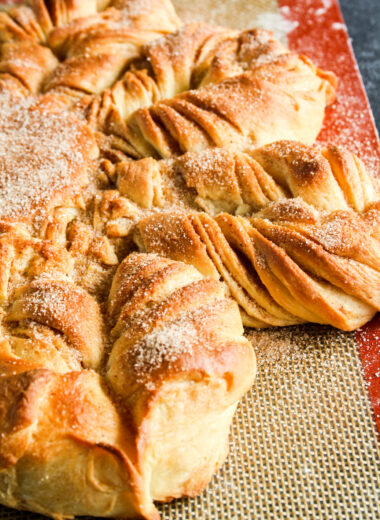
xmin=0 ymin=354 xmax=159 ymax=519
xmin=138 ymin=200 xmax=379 ymax=331
xmin=95 ymin=25 xmax=284 ymax=121
xmin=6 ymin=278 xmax=105 ymax=369
xmin=0 ymin=91 xmax=98 ymax=231
xmin=83 ymin=23 xmax=336 ymax=158
xmin=45 ymin=27 xmax=161 ymax=95
xmin=0 ymin=41 xmax=58 ymax=93
xmin=107 ymin=254 xmax=249 ymax=389
xmin=104 ymin=52 xmax=336 ymax=158
xmin=106 ymin=253 xmax=255 ymax=501
xmin=84 ymin=23 xmax=292 ymax=142
xmin=0 ymin=0 xmax=181 ymax=101
xmin=110 ymin=141 xmax=377 ymax=215
xmin=0 ymin=362 xmax=53 ymax=468
xmin=116 ymin=157 xmax=164 ymax=208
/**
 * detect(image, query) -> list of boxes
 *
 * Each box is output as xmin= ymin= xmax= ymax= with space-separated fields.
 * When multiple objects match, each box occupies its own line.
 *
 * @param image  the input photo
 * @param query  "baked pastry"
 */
xmin=136 ymin=142 xmax=379 ymax=330
xmin=88 ymin=24 xmax=337 ymax=157
xmin=0 ymin=92 xmax=98 ymax=231
xmin=0 ymin=251 xmax=255 ymax=518
xmin=87 ymin=24 xmax=289 ymax=124
xmin=0 ymin=1 xmax=377 ymax=519
xmin=0 ymin=0 xmax=181 ymax=99
xmin=137 ymin=199 xmax=379 ymax=330
xmin=113 ymin=140 xmax=377 ymax=212
xmin=0 ymin=1 xmax=336 ymax=151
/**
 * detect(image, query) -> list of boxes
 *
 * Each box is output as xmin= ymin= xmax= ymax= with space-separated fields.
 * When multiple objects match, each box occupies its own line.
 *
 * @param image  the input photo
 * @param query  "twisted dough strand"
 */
xmin=113 ymin=141 xmax=377 ymax=214
xmin=106 ymin=253 xmax=255 ymax=502
xmin=87 ymin=24 xmax=288 ymax=125
xmin=137 ymin=197 xmax=380 ymax=330
xmin=98 ymin=51 xmax=336 ymax=157
xmin=0 ymin=353 xmax=157 ymax=519
xmin=0 ymin=0 xmax=181 ymax=97
xmin=0 ymin=250 xmax=255 ymax=517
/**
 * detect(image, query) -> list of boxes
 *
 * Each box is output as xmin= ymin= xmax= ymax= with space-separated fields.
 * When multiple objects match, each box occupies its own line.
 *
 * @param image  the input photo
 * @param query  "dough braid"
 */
xmin=0 ymin=251 xmax=255 ymax=517
xmin=95 ymin=49 xmax=336 ymax=158
xmin=137 ymin=197 xmax=380 ymax=331
xmin=0 ymin=0 xmax=181 ymax=98
xmin=112 ymin=141 xmax=377 ymax=213
xmin=87 ymin=24 xmax=289 ymax=125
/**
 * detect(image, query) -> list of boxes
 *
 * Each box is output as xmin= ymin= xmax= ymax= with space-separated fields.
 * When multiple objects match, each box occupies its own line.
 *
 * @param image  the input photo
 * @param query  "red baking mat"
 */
xmin=0 ymin=0 xmax=379 ymax=432
xmin=279 ymin=0 xmax=380 ymax=435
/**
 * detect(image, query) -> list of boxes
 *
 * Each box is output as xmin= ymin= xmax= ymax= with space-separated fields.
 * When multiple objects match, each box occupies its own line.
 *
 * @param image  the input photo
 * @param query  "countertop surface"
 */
xmin=339 ymin=0 xmax=380 ymax=130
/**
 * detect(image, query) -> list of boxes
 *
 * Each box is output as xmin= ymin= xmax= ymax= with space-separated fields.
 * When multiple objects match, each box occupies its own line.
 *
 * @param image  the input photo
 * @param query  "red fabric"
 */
xmin=356 ymin=316 xmax=380 ymax=433
xmin=279 ymin=0 xmax=380 ymax=434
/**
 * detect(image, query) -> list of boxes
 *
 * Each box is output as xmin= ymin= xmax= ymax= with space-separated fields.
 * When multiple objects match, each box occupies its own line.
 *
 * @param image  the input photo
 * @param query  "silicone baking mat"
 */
xmin=0 ymin=0 xmax=379 ymax=518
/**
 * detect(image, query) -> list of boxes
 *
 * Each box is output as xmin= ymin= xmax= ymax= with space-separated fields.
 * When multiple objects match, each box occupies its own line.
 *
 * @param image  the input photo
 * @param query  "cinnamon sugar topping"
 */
xmin=131 ymin=318 xmax=197 ymax=375
xmin=0 ymin=92 xmax=88 ymax=223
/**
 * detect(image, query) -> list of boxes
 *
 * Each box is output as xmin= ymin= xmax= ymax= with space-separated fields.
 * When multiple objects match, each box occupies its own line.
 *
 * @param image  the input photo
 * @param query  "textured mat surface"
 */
xmin=159 ymin=326 xmax=380 ymax=519
xmin=1 ymin=326 xmax=378 ymax=520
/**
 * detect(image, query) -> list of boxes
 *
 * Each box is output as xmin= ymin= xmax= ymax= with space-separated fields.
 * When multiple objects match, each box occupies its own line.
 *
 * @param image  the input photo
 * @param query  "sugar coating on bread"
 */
xmin=0 ymin=91 xmax=97 ymax=227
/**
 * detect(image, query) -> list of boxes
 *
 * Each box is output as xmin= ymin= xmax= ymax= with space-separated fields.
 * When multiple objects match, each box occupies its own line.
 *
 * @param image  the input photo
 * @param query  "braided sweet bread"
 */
xmin=113 ymin=140 xmax=377 ymax=212
xmin=89 ymin=25 xmax=336 ymax=157
xmin=0 ymin=251 xmax=254 ymax=518
xmin=135 ymin=142 xmax=379 ymax=330
xmin=0 ymin=0 xmax=378 ymax=518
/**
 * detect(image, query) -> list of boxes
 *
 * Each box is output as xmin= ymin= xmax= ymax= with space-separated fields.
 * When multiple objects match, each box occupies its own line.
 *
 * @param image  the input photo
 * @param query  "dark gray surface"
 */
xmin=339 ymin=0 xmax=380 ymax=131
